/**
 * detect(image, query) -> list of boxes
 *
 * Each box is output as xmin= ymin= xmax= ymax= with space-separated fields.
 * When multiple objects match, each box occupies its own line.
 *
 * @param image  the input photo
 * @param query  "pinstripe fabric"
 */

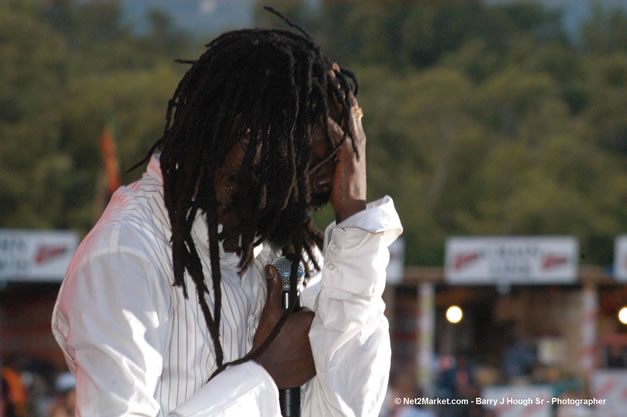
xmin=53 ymin=156 xmax=271 ymax=415
xmin=126 ymin=158 xmax=271 ymax=415
xmin=52 ymin=155 xmax=402 ymax=416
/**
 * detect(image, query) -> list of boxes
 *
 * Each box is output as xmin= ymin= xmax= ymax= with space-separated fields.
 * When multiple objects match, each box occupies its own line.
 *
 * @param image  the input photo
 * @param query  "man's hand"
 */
xmin=328 ymin=64 xmax=367 ymax=223
xmin=253 ymin=265 xmax=316 ymax=389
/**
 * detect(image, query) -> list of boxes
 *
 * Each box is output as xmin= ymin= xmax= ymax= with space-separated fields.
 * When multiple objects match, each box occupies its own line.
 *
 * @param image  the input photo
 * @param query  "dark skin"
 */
xmin=215 ymin=66 xmax=367 ymax=389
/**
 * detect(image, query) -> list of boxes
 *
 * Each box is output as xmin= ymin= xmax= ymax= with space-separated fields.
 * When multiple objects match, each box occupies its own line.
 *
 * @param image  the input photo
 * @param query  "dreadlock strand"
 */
xmin=340 ymin=67 xmax=360 ymax=96
xmin=263 ymin=6 xmax=313 ymax=41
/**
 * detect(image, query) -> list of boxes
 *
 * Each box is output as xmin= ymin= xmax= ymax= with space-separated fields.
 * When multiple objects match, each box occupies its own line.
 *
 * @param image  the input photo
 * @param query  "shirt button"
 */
xmin=329 ymin=242 xmax=338 ymax=252
xmin=327 ymin=263 xmax=336 ymax=271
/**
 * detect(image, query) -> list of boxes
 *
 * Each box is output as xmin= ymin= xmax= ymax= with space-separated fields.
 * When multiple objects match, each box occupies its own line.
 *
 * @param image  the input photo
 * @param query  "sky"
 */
xmin=121 ymin=0 xmax=253 ymax=35
xmin=121 ymin=0 xmax=627 ymax=38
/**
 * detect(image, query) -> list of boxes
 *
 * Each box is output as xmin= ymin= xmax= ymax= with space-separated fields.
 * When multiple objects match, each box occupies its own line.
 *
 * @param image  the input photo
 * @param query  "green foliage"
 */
xmin=1 ymin=0 xmax=625 ymax=267
xmin=0 ymin=0 xmax=190 ymax=234
xmin=301 ymin=1 xmax=626 ymax=265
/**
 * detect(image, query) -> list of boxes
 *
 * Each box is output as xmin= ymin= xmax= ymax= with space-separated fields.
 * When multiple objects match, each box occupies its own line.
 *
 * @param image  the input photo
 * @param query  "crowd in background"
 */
xmin=3 ymin=343 xmax=624 ymax=417
xmin=1 ymin=354 xmax=74 ymax=417
xmin=379 ymin=343 xmax=626 ymax=417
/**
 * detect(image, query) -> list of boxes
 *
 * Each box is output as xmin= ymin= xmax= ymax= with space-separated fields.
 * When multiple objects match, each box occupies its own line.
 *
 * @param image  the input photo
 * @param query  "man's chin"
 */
xmin=310 ymin=192 xmax=331 ymax=210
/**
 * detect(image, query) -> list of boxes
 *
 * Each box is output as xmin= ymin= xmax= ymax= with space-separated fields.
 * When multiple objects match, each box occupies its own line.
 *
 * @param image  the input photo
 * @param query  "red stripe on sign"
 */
xmin=542 ymin=254 xmax=568 ymax=269
xmin=594 ymin=379 xmax=615 ymax=398
xmin=454 ymin=252 xmax=480 ymax=270
xmin=581 ymin=346 xmax=597 ymax=355
xmin=583 ymin=311 xmax=597 ymax=321
xmin=34 ymin=245 xmax=68 ymax=264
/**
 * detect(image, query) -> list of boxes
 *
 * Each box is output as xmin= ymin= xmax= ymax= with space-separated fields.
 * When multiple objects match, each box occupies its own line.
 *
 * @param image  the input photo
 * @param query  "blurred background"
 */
xmin=0 ymin=0 xmax=625 ymax=416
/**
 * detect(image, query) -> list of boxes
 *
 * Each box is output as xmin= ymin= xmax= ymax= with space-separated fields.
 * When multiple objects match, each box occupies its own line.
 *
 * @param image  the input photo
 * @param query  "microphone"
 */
xmin=271 ymin=256 xmax=305 ymax=417
xmin=272 ymin=256 xmax=305 ymax=310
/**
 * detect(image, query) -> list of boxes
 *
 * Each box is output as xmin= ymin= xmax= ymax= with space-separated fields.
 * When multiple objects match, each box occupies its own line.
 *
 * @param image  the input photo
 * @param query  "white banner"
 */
xmin=590 ymin=370 xmax=627 ymax=417
xmin=0 ymin=230 xmax=78 ymax=282
xmin=445 ymin=237 xmax=578 ymax=284
xmin=614 ymin=235 xmax=627 ymax=282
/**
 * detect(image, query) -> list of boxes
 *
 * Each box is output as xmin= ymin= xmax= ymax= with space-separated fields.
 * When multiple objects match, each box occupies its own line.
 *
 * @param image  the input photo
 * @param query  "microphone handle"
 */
xmin=280 ymin=387 xmax=300 ymax=417
xmin=279 ymin=291 xmax=300 ymax=417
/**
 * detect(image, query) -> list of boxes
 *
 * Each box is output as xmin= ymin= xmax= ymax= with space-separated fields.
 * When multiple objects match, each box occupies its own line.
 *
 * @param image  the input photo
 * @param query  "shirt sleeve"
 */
xmin=168 ymin=362 xmax=280 ymax=417
xmin=51 ymin=238 xmax=170 ymax=416
xmin=301 ymin=195 xmax=403 ymax=417
xmin=51 ymin=225 xmax=279 ymax=417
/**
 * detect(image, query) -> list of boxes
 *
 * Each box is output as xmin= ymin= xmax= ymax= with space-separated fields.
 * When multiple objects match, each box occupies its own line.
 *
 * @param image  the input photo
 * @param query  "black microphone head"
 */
xmin=271 ymin=256 xmax=305 ymax=291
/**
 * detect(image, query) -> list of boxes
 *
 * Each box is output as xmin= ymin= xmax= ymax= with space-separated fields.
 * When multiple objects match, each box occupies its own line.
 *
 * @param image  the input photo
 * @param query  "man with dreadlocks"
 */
xmin=52 ymin=9 xmax=402 ymax=417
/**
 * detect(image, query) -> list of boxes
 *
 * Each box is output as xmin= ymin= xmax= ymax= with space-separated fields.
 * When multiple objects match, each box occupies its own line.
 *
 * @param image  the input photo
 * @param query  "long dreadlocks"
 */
xmin=133 ymin=7 xmax=359 ymax=378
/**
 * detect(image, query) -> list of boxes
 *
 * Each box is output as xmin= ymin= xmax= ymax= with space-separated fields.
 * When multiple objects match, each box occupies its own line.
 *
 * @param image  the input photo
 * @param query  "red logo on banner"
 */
xmin=542 ymin=254 xmax=568 ymax=270
xmin=34 ymin=245 xmax=68 ymax=264
xmin=454 ymin=252 xmax=481 ymax=270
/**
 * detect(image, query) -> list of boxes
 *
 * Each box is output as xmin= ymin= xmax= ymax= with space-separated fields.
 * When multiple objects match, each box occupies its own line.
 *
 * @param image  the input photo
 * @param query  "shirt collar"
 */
xmin=146 ymin=153 xmax=163 ymax=183
xmin=146 ymin=154 xmax=264 ymax=279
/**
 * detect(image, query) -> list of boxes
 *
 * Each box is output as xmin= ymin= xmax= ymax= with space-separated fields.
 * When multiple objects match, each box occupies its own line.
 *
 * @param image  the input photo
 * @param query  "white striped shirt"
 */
xmin=52 ymin=155 xmax=403 ymax=416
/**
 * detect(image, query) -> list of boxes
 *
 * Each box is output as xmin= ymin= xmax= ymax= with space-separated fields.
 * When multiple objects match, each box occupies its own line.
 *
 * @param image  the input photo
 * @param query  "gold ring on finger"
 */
xmin=352 ymin=106 xmax=364 ymax=120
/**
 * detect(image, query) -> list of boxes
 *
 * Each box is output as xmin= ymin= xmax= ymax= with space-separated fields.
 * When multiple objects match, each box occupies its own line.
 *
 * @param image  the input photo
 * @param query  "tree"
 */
xmin=1 ymin=0 xmax=625 ymax=267
xmin=0 ymin=1 xmax=187 ymax=233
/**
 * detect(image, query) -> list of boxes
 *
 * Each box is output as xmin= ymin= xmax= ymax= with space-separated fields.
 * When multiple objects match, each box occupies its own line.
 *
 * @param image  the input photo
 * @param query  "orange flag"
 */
xmin=99 ymin=114 xmax=121 ymax=198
